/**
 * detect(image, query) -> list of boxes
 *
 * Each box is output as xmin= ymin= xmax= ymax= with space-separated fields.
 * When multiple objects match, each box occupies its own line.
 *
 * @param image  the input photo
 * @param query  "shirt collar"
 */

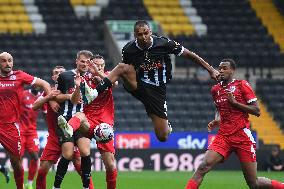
xmin=135 ymin=36 xmax=154 ymax=50
xmin=0 ymin=70 xmax=13 ymax=77
xmin=221 ymin=79 xmax=235 ymax=87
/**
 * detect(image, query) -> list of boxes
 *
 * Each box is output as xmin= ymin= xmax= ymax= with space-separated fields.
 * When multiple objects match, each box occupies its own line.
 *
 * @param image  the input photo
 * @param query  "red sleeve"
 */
xmin=241 ymin=80 xmax=257 ymax=103
xmin=19 ymin=70 xmax=35 ymax=85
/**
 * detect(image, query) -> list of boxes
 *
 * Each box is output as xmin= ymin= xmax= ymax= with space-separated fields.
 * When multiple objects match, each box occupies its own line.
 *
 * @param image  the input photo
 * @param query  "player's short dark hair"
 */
xmin=77 ymin=50 xmax=93 ymax=59
xmin=221 ymin=58 xmax=236 ymax=70
xmin=134 ymin=20 xmax=150 ymax=31
xmin=52 ymin=65 xmax=65 ymax=74
xmin=92 ymin=54 xmax=104 ymax=60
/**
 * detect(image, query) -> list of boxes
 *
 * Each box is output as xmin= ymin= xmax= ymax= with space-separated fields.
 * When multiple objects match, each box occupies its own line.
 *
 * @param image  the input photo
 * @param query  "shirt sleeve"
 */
xmin=165 ymin=38 xmax=184 ymax=56
xmin=241 ymin=80 xmax=257 ymax=104
xmin=20 ymin=70 xmax=36 ymax=85
xmin=122 ymin=46 xmax=131 ymax=64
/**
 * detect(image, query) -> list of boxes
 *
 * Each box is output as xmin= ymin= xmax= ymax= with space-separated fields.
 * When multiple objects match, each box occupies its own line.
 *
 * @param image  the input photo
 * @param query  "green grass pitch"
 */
xmin=0 ymin=171 xmax=283 ymax=189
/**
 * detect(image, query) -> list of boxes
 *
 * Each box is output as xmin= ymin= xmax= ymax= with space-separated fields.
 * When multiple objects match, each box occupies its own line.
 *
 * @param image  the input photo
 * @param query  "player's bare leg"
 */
xmin=241 ymin=162 xmax=284 ymax=189
xmin=61 ymin=112 xmax=90 ymax=136
xmin=185 ymin=150 xmax=223 ymax=189
xmin=149 ymin=114 xmax=172 ymax=142
xmin=84 ymin=63 xmax=137 ymax=103
xmin=25 ymin=152 xmax=39 ymax=189
xmin=101 ymin=151 xmax=117 ymax=189
xmin=9 ymin=153 xmax=24 ymax=189
xmin=36 ymin=160 xmax=53 ymax=189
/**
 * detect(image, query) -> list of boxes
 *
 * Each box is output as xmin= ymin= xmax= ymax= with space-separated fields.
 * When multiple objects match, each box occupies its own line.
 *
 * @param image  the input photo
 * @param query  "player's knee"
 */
xmin=80 ymin=149 xmax=90 ymax=157
xmin=105 ymin=162 xmax=116 ymax=172
xmin=156 ymin=134 xmax=168 ymax=142
xmin=63 ymin=152 xmax=74 ymax=160
xmin=117 ymin=63 xmax=130 ymax=75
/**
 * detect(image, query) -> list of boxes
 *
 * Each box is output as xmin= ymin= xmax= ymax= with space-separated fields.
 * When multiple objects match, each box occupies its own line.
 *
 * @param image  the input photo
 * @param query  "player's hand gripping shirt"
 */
xmin=211 ymin=79 xmax=257 ymax=135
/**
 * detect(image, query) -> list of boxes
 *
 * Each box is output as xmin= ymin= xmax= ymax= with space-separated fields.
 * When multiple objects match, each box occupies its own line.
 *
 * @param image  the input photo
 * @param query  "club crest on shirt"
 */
xmin=228 ymin=86 xmax=236 ymax=93
xmin=9 ymin=75 xmax=16 ymax=80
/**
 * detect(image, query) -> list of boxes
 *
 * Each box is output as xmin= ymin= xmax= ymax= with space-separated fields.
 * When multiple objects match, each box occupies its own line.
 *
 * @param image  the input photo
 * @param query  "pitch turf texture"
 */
xmin=0 ymin=171 xmax=283 ymax=189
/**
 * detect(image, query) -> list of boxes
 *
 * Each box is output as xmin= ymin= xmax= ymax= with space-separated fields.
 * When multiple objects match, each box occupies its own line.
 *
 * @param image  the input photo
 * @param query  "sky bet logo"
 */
xmin=115 ymin=134 xmax=150 ymax=149
xmin=177 ymin=135 xmax=207 ymax=149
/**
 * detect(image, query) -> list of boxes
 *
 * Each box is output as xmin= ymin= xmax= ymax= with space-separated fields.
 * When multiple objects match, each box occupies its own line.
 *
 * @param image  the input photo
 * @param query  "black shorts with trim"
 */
xmin=124 ymin=81 xmax=168 ymax=119
xmin=56 ymin=116 xmax=85 ymax=145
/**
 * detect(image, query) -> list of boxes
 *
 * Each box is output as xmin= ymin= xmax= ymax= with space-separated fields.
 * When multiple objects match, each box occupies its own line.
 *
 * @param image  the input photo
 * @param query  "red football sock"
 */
xmin=185 ymin=179 xmax=198 ymax=189
xmin=14 ymin=166 xmax=24 ymax=189
xmin=36 ymin=168 xmax=48 ymax=189
xmin=68 ymin=116 xmax=81 ymax=131
xmin=28 ymin=159 xmax=39 ymax=180
xmin=106 ymin=169 xmax=117 ymax=189
xmin=73 ymin=160 xmax=95 ymax=189
xmin=271 ymin=180 xmax=284 ymax=189
xmin=89 ymin=177 xmax=95 ymax=189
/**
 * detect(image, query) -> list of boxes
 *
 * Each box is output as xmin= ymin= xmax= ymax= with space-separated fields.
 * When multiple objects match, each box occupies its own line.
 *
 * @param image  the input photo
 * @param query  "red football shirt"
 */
xmin=38 ymin=91 xmax=57 ymax=138
xmin=20 ymin=90 xmax=43 ymax=134
xmin=211 ymin=79 xmax=257 ymax=135
xmin=0 ymin=70 xmax=35 ymax=125
xmin=83 ymin=72 xmax=115 ymax=126
xmin=45 ymin=103 xmax=57 ymax=138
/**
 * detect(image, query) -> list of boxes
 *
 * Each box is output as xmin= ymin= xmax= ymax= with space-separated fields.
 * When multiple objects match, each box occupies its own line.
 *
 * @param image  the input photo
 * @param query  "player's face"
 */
xmin=134 ymin=25 xmax=152 ymax=48
xmin=93 ymin=58 xmax=105 ymax=72
xmin=0 ymin=52 xmax=13 ymax=75
xmin=218 ymin=62 xmax=234 ymax=81
xmin=52 ymin=68 xmax=65 ymax=82
xmin=76 ymin=54 xmax=91 ymax=74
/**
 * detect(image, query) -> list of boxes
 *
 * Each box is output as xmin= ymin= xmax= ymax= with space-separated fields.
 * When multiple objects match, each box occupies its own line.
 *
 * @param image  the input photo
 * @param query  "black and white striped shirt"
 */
xmin=57 ymin=69 xmax=83 ymax=120
xmin=122 ymin=35 xmax=184 ymax=86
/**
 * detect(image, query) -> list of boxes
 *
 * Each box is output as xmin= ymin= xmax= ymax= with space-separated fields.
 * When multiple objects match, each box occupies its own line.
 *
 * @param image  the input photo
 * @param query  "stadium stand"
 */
xmin=250 ymin=0 xmax=284 ymax=53
xmin=274 ymin=0 xmax=284 ymax=15
xmin=252 ymin=79 xmax=284 ymax=148
xmin=0 ymin=0 xmax=283 ymax=151
xmin=114 ymin=78 xmax=215 ymax=132
xmin=143 ymin=0 xmax=195 ymax=36
xmin=172 ymin=0 xmax=284 ymax=68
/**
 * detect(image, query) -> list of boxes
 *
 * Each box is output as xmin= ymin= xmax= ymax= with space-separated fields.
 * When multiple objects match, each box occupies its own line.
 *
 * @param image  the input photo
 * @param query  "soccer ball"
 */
xmin=94 ymin=123 xmax=114 ymax=143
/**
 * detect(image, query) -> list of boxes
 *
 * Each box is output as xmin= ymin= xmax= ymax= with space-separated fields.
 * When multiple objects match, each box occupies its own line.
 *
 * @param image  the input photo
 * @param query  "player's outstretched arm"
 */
xmin=33 ymin=89 xmax=61 ymax=110
xmin=33 ymin=78 xmax=52 ymax=95
xmin=181 ymin=48 xmax=219 ymax=81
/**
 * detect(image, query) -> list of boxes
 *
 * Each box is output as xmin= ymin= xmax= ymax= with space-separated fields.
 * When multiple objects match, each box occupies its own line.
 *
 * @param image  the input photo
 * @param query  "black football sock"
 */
xmin=81 ymin=155 xmax=91 ymax=188
xmin=54 ymin=157 xmax=70 ymax=188
xmin=96 ymin=77 xmax=112 ymax=94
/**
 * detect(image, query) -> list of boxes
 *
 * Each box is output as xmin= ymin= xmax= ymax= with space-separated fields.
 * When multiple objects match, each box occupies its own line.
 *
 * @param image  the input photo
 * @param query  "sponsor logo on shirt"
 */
xmin=140 ymin=61 xmax=163 ymax=71
xmin=0 ymin=82 xmax=15 ymax=87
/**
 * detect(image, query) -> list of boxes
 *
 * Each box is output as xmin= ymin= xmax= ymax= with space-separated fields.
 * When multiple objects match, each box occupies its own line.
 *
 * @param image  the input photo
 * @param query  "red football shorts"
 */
xmin=40 ymin=135 xmax=81 ymax=163
xmin=21 ymin=132 xmax=39 ymax=156
xmin=0 ymin=123 xmax=21 ymax=157
xmin=87 ymin=118 xmax=115 ymax=154
xmin=208 ymin=128 xmax=256 ymax=162
xmin=40 ymin=135 xmax=61 ymax=163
